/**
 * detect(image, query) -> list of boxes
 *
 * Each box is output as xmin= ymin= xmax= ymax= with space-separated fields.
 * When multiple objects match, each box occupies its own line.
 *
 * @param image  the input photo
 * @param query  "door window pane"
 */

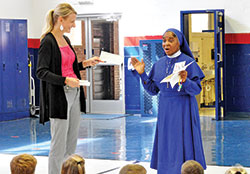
xmin=91 ymin=20 xmax=120 ymax=100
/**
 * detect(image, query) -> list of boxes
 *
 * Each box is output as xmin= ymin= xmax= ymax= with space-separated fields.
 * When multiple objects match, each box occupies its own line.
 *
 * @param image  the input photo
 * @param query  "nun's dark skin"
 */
xmin=131 ymin=31 xmax=188 ymax=82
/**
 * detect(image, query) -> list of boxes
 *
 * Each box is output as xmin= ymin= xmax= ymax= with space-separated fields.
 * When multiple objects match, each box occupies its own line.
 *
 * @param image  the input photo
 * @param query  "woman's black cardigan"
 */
xmin=36 ymin=33 xmax=86 ymax=124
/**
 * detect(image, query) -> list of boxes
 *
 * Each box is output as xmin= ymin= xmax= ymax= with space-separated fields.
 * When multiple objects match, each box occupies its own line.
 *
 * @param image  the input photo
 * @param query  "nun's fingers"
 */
xmin=179 ymin=70 xmax=187 ymax=82
xmin=179 ymin=70 xmax=187 ymax=77
xmin=131 ymin=57 xmax=139 ymax=65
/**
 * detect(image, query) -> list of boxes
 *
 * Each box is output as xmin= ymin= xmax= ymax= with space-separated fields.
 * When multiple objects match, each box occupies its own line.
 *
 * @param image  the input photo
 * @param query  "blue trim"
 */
xmin=202 ymin=30 xmax=214 ymax=32
xmin=214 ymin=10 xmax=225 ymax=120
xmin=214 ymin=11 xmax=219 ymax=120
xmin=221 ymin=12 xmax=227 ymax=118
xmin=180 ymin=12 xmax=184 ymax=33
xmin=181 ymin=9 xmax=224 ymax=14
xmin=180 ymin=9 xmax=225 ymax=121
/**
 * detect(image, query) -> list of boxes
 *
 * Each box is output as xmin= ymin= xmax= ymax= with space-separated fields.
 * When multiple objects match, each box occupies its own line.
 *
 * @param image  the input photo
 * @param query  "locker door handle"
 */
xmin=17 ymin=63 xmax=22 ymax=73
xmin=3 ymin=63 xmax=5 ymax=71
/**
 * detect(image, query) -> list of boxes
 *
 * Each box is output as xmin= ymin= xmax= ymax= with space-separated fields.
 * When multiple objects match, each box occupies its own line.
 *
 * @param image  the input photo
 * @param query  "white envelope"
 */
xmin=160 ymin=61 xmax=195 ymax=88
xmin=79 ymin=80 xmax=90 ymax=86
xmin=100 ymin=51 xmax=123 ymax=65
xmin=173 ymin=61 xmax=186 ymax=73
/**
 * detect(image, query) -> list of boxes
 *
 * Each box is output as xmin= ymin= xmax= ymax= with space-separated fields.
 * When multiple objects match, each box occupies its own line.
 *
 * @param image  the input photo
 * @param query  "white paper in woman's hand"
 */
xmin=79 ymin=80 xmax=90 ymax=86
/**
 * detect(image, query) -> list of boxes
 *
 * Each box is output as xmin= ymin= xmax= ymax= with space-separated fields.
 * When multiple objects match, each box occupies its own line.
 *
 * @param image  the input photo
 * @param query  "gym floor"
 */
xmin=0 ymin=114 xmax=250 ymax=173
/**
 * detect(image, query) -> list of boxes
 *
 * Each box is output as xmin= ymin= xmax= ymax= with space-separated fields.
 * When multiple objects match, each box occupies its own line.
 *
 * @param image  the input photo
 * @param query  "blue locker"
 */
xmin=124 ymin=40 xmax=165 ymax=116
xmin=139 ymin=40 xmax=165 ymax=117
xmin=0 ymin=19 xmax=29 ymax=121
xmin=124 ymin=46 xmax=141 ymax=114
xmin=1 ymin=19 xmax=16 ymax=113
xmin=15 ymin=20 xmax=29 ymax=111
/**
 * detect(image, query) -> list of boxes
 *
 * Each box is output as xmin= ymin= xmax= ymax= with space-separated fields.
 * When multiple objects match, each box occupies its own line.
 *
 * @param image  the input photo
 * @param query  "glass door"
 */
xmin=70 ymin=13 xmax=124 ymax=114
xmin=180 ymin=10 xmax=225 ymax=120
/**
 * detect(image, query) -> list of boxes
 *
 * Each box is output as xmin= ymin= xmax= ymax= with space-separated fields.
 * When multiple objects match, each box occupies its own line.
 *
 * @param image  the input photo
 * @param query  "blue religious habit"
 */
xmin=138 ymin=28 xmax=207 ymax=174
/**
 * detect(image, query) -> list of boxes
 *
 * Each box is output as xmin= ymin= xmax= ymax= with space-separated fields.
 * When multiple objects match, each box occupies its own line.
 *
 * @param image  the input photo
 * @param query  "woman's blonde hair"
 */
xmin=61 ymin=154 xmax=85 ymax=174
xmin=41 ymin=3 xmax=77 ymax=40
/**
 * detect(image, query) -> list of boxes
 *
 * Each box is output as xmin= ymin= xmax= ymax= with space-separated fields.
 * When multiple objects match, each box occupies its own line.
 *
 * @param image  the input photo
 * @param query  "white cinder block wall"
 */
xmin=1 ymin=0 xmax=250 ymax=39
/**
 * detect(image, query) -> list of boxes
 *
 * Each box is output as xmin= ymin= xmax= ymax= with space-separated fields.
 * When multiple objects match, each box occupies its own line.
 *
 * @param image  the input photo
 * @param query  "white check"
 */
xmin=160 ymin=61 xmax=195 ymax=88
xmin=99 ymin=51 xmax=123 ymax=65
xmin=79 ymin=80 xmax=90 ymax=86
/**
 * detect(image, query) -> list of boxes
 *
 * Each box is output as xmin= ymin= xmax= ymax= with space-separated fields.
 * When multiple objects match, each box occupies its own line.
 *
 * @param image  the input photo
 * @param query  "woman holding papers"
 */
xmin=131 ymin=28 xmax=206 ymax=174
xmin=36 ymin=3 xmax=102 ymax=174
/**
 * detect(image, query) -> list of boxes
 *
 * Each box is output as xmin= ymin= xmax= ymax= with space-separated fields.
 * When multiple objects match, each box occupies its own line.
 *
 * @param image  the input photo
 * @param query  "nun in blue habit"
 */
xmin=131 ymin=28 xmax=206 ymax=174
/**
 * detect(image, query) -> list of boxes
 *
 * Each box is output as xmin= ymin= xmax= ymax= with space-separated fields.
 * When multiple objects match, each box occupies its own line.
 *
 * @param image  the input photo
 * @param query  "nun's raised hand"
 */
xmin=131 ymin=57 xmax=145 ymax=75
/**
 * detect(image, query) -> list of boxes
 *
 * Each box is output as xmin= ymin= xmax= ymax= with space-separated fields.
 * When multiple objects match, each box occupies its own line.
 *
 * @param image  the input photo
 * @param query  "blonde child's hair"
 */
xmin=225 ymin=166 xmax=248 ymax=174
xmin=10 ymin=154 xmax=37 ymax=174
xmin=61 ymin=154 xmax=85 ymax=174
xmin=181 ymin=160 xmax=204 ymax=174
xmin=119 ymin=164 xmax=147 ymax=174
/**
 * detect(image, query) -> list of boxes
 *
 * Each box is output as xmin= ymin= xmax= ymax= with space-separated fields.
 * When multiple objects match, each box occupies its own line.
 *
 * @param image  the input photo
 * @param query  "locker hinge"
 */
xmin=219 ymin=100 xmax=224 ymax=107
xmin=217 ymin=61 xmax=224 ymax=68
xmin=218 ymin=21 xmax=223 ymax=28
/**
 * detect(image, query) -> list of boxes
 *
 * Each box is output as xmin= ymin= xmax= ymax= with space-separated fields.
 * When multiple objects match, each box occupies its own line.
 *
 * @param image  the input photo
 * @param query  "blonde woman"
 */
xmin=61 ymin=154 xmax=85 ymax=174
xmin=36 ymin=3 xmax=102 ymax=174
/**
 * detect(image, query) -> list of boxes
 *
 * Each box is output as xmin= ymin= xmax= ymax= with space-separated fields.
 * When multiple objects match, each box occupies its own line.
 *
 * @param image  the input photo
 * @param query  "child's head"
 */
xmin=225 ymin=166 xmax=248 ymax=174
xmin=119 ymin=164 xmax=147 ymax=174
xmin=10 ymin=154 xmax=37 ymax=174
xmin=181 ymin=160 xmax=204 ymax=174
xmin=61 ymin=154 xmax=85 ymax=174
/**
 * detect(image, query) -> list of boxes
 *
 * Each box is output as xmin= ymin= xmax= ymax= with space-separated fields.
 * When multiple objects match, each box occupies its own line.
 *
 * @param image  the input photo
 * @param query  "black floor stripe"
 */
xmin=96 ymin=160 xmax=140 ymax=174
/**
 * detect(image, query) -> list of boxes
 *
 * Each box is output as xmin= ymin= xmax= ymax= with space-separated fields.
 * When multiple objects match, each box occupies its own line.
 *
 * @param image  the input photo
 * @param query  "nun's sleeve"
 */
xmin=182 ymin=62 xmax=205 ymax=96
xmin=139 ymin=64 xmax=160 ymax=96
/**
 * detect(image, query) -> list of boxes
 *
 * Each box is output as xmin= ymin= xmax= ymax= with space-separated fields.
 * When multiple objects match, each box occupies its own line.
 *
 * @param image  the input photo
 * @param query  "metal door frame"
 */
xmin=180 ymin=9 xmax=225 ymax=120
xmin=77 ymin=13 xmax=125 ymax=114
